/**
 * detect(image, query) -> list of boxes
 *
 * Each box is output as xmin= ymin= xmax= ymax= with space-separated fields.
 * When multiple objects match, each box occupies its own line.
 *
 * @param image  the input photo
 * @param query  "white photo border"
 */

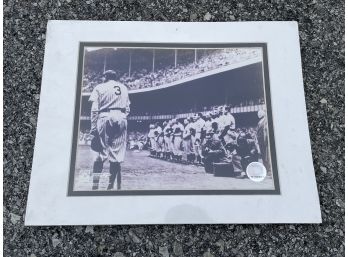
xmin=25 ymin=21 xmax=321 ymax=225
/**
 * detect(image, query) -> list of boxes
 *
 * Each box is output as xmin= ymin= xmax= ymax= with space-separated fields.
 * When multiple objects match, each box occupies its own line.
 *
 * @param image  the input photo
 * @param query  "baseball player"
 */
xmin=89 ymin=70 xmax=130 ymax=191
xmin=171 ymin=119 xmax=184 ymax=161
xmin=202 ymin=129 xmax=228 ymax=173
xmin=148 ymin=124 xmax=156 ymax=156
xmin=234 ymin=130 xmax=259 ymax=178
xmin=202 ymin=112 xmax=213 ymax=135
xmin=211 ymin=111 xmax=220 ymax=136
xmin=163 ymin=120 xmax=173 ymax=160
xmin=221 ymin=106 xmax=236 ymax=129
xmin=193 ymin=113 xmax=205 ymax=140
xmin=215 ymin=106 xmax=225 ymax=131
xmin=193 ymin=113 xmax=205 ymax=163
xmin=219 ymin=106 xmax=236 ymax=144
xmin=163 ymin=121 xmax=170 ymax=160
xmin=256 ymin=109 xmax=270 ymax=173
xmin=154 ymin=122 xmax=164 ymax=158
xmin=182 ymin=118 xmax=195 ymax=163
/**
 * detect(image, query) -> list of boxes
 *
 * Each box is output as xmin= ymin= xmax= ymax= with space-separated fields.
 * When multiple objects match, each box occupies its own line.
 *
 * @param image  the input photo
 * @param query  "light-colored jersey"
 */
xmin=89 ymin=80 xmax=130 ymax=112
xmin=211 ymin=116 xmax=220 ymax=126
xmin=154 ymin=126 xmax=163 ymax=136
xmin=183 ymin=123 xmax=194 ymax=139
xmin=220 ymin=113 xmax=236 ymax=129
xmin=213 ymin=115 xmax=223 ymax=130
xmin=193 ymin=118 xmax=205 ymax=135
xmin=172 ymin=123 xmax=184 ymax=136
xmin=203 ymin=120 xmax=213 ymax=131
xmin=224 ymin=130 xmax=237 ymax=145
xmin=163 ymin=125 xmax=172 ymax=136
xmin=148 ymin=128 xmax=155 ymax=138
xmin=203 ymin=120 xmax=212 ymax=131
xmin=163 ymin=125 xmax=169 ymax=133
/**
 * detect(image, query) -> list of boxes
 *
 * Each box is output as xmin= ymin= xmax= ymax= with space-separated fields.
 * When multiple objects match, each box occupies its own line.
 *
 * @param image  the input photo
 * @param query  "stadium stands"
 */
xmin=82 ymin=48 xmax=261 ymax=92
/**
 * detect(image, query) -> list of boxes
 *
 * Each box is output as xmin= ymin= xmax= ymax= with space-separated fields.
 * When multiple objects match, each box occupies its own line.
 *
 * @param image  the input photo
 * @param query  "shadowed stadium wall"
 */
xmin=79 ymin=62 xmax=265 ymax=132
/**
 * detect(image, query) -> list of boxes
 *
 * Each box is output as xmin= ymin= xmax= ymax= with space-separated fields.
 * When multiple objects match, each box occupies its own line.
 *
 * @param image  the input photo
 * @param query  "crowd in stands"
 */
xmin=82 ymin=71 xmax=104 ymax=93
xmin=82 ymin=48 xmax=261 ymax=92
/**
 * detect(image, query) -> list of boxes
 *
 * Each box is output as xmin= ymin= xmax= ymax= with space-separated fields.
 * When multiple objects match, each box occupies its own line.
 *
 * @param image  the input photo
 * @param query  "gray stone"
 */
xmin=159 ymin=246 xmax=169 ymax=257
xmin=215 ymin=239 xmax=225 ymax=252
xmin=203 ymin=12 xmax=212 ymax=21
xmin=10 ymin=213 xmax=21 ymax=224
xmin=320 ymin=98 xmax=328 ymax=104
xmin=254 ymin=227 xmax=261 ymax=235
xmin=190 ymin=13 xmax=198 ymax=20
xmin=134 ymin=226 xmax=145 ymax=235
xmin=129 ymin=230 xmax=141 ymax=244
xmin=85 ymin=225 xmax=94 ymax=234
xmin=173 ymin=241 xmax=184 ymax=256
xmin=52 ymin=237 xmax=61 ymax=248
xmin=113 ymin=252 xmax=126 ymax=257
xmin=203 ymin=250 xmax=215 ymax=257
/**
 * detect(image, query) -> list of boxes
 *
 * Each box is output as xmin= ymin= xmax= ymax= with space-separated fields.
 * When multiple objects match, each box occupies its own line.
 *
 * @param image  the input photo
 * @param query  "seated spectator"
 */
xmin=201 ymin=129 xmax=228 ymax=174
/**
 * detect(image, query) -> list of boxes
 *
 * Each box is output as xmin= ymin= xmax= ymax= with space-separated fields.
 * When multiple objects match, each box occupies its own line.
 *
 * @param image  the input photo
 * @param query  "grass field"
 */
xmin=74 ymin=145 xmax=274 ymax=191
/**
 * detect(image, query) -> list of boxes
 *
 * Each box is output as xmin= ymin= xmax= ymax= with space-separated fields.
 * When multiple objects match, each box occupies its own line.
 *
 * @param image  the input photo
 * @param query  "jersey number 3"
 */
xmin=114 ymin=86 xmax=121 ymax=95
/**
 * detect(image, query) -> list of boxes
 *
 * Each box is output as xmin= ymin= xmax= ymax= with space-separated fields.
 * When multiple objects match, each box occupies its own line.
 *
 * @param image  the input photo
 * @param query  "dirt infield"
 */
xmin=74 ymin=145 xmax=274 ymax=191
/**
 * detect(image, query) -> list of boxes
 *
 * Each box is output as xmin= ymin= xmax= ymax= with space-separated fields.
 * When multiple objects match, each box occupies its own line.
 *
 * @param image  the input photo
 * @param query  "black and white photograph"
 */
xmin=69 ymin=43 xmax=279 ymax=195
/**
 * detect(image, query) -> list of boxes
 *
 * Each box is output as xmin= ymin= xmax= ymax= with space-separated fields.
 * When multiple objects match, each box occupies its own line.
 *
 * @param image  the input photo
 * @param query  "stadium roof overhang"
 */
xmin=128 ymin=56 xmax=262 ymax=94
xmin=127 ymin=61 xmax=264 ymax=116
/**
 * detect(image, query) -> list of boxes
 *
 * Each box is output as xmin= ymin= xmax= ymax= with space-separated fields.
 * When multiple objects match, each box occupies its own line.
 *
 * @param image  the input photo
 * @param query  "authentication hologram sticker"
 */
xmin=246 ymin=162 xmax=267 ymax=182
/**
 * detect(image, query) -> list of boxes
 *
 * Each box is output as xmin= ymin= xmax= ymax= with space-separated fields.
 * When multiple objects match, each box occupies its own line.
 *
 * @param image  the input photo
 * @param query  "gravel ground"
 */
xmin=3 ymin=0 xmax=344 ymax=256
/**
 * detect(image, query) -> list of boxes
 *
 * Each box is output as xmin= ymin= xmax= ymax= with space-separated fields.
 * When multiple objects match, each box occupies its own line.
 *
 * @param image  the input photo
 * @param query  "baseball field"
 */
xmin=74 ymin=145 xmax=274 ymax=191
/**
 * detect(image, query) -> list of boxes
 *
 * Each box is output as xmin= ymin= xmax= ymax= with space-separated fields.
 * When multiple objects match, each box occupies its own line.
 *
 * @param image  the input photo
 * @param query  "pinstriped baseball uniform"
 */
xmin=193 ymin=117 xmax=205 ymax=156
xmin=154 ymin=126 xmax=164 ymax=152
xmin=183 ymin=122 xmax=194 ymax=155
xmin=148 ymin=127 xmax=156 ymax=151
xmin=219 ymin=113 xmax=236 ymax=130
xmin=172 ymin=122 xmax=184 ymax=156
xmin=163 ymin=124 xmax=173 ymax=153
xmin=89 ymin=80 xmax=130 ymax=163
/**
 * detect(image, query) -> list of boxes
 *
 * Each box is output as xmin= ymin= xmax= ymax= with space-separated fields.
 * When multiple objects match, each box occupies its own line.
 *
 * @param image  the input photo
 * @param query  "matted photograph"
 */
xmin=25 ymin=21 xmax=321 ymax=225
xmin=68 ymin=43 xmax=279 ymax=195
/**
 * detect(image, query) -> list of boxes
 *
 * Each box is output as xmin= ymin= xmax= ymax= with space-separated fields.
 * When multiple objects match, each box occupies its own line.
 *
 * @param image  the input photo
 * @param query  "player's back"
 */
xmin=94 ymin=80 xmax=129 ymax=111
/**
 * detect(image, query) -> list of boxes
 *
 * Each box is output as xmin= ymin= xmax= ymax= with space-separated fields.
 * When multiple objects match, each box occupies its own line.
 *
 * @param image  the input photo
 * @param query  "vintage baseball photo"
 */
xmin=68 ymin=43 xmax=279 ymax=195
